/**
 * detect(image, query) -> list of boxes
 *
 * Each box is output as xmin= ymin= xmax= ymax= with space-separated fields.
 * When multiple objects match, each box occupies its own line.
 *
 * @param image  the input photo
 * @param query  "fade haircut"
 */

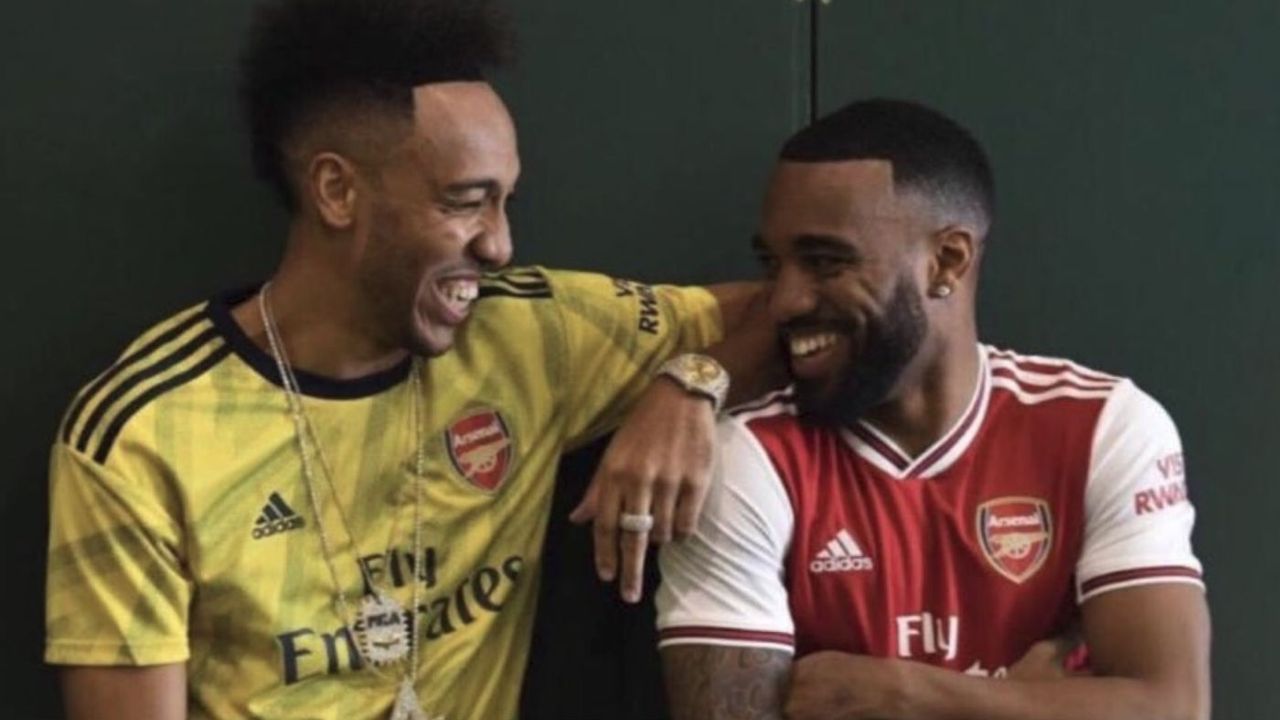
xmin=240 ymin=0 xmax=512 ymax=210
xmin=781 ymin=99 xmax=996 ymax=237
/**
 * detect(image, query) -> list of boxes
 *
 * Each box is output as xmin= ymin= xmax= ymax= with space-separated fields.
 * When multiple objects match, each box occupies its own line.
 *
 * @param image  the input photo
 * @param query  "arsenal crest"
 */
xmin=445 ymin=407 xmax=514 ymax=492
xmin=976 ymin=497 xmax=1053 ymax=584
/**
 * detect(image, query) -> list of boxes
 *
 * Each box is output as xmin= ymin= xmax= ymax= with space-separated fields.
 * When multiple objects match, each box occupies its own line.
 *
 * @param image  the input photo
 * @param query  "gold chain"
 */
xmin=258 ymin=283 xmax=424 ymax=686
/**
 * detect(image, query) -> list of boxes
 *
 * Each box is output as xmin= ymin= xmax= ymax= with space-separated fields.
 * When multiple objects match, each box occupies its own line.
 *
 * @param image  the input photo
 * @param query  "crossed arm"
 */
xmin=662 ymin=583 xmax=1211 ymax=720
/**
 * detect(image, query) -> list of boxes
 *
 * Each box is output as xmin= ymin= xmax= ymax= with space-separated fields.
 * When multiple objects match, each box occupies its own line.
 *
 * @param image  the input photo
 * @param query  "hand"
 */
xmin=1007 ymin=633 xmax=1087 ymax=681
xmin=785 ymin=651 xmax=910 ymax=720
xmin=569 ymin=376 xmax=716 ymax=603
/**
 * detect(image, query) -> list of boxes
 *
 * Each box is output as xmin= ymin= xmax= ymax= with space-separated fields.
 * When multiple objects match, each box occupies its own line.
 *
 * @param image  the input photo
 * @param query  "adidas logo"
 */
xmin=809 ymin=529 xmax=874 ymax=573
xmin=252 ymin=492 xmax=306 ymax=540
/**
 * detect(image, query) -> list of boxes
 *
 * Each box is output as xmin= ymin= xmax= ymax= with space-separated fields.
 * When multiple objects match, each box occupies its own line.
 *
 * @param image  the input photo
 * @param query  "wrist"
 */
xmin=657 ymin=353 xmax=730 ymax=413
xmin=876 ymin=658 xmax=925 ymax=720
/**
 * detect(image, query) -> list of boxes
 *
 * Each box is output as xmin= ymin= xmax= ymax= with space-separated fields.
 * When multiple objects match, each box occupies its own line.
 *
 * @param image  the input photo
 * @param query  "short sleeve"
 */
xmin=45 ymin=442 xmax=192 ymax=665
xmin=656 ymin=418 xmax=795 ymax=653
xmin=546 ymin=269 xmax=724 ymax=448
xmin=1076 ymin=380 xmax=1204 ymax=603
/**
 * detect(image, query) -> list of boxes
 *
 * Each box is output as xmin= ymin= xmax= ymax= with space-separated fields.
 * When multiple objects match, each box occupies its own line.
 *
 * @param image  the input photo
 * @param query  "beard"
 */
xmin=359 ymin=202 xmax=441 ymax=358
xmin=790 ymin=276 xmax=928 ymax=428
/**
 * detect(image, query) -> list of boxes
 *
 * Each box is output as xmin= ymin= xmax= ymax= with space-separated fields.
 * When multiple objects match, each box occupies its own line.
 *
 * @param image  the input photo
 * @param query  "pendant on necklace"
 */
xmin=356 ymin=591 xmax=411 ymax=666
xmin=390 ymin=678 xmax=436 ymax=720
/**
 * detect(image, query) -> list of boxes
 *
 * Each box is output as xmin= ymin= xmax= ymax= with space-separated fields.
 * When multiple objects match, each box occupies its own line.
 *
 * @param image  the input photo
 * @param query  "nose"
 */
xmin=769 ymin=263 xmax=818 ymax=323
xmin=469 ymin=203 xmax=513 ymax=270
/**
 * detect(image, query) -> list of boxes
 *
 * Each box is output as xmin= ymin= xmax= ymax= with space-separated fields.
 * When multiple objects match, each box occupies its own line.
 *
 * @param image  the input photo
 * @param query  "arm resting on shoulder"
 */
xmin=575 ymin=281 xmax=781 ymax=600
xmin=700 ymin=282 xmax=784 ymax=405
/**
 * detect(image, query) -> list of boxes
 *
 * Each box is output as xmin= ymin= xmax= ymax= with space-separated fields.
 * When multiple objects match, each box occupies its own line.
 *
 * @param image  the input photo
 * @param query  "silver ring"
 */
xmin=618 ymin=512 xmax=655 ymax=534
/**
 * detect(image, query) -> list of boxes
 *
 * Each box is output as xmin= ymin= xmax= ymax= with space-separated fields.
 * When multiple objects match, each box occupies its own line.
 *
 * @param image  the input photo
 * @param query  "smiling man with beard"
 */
xmin=656 ymin=99 xmax=1211 ymax=720
xmin=783 ymin=272 xmax=927 ymax=430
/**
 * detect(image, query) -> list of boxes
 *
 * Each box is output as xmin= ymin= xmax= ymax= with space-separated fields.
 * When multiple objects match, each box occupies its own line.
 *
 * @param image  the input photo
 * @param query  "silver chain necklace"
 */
xmin=258 ymin=283 xmax=433 ymax=720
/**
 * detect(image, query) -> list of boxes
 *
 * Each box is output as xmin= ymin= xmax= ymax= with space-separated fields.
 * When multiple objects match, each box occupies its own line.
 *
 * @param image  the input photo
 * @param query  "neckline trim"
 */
xmin=843 ymin=345 xmax=990 ymax=479
xmin=206 ymin=285 xmax=414 ymax=400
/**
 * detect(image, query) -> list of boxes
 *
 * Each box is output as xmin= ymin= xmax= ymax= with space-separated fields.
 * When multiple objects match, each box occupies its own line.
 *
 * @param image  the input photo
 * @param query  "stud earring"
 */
xmin=932 ymin=285 xmax=953 ymax=298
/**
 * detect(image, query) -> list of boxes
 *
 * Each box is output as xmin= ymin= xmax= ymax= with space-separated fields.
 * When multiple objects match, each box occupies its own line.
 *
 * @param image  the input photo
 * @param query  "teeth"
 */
xmin=789 ymin=332 xmax=838 ymax=358
xmin=441 ymin=279 xmax=478 ymax=306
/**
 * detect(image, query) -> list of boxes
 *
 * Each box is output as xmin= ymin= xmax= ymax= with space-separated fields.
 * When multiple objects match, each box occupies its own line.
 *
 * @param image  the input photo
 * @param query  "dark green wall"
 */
xmin=4 ymin=3 xmax=279 ymax=717
xmin=3 ymin=0 xmax=1273 ymax=717
xmin=819 ymin=2 xmax=1279 ymax=716
xmin=495 ymin=0 xmax=808 ymax=282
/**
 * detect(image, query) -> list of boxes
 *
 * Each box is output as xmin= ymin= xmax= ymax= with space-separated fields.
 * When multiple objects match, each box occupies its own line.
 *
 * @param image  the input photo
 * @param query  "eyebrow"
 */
xmin=794 ymin=234 xmax=861 ymax=257
xmin=443 ymin=179 xmax=501 ymax=195
xmin=751 ymin=233 xmax=861 ymax=256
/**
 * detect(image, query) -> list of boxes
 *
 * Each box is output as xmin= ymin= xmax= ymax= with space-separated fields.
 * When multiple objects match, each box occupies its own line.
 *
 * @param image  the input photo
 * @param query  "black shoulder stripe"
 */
xmin=477 ymin=286 xmax=552 ymax=300
xmin=75 ymin=327 xmax=221 ymax=453
xmin=61 ymin=309 xmax=209 ymax=443
xmin=498 ymin=267 xmax=546 ymax=280
xmin=484 ymin=275 xmax=551 ymax=292
xmin=93 ymin=343 xmax=232 ymax=463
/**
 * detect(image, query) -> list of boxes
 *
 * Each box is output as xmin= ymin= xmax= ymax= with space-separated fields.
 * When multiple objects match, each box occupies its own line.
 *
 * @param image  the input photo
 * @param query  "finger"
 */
xmin=569 ymin=475 xmax=601 ymax=524
xmin=648 ymin=475 xmax=679 ymax=545
xmin=618 ymin=482 xmax=654 ymax=603
xmin=591 ymin=467 xmax=624 ymax=582
xmin=672 ymin=470 xmax=711 ymax=540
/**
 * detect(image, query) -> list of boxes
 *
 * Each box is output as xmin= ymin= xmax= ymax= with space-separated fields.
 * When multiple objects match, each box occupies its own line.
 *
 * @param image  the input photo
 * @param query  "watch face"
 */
xmin=688 ymin=356 xmax=723 ymax=384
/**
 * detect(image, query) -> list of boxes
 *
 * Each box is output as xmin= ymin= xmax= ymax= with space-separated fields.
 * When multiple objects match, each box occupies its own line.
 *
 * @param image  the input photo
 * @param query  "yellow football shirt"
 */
xmin=46 ymin=266 xmax=722 ymax=720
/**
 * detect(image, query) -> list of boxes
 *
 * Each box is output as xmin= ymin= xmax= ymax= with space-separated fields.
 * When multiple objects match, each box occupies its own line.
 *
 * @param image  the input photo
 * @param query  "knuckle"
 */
xmin=626 ymin=477 xmax=653 ymax=494
xmin=655 ymin=474 xmax=681 ymax=491
xmin=610 ymin=466 xmax=643 ymax=486
xmin=601 ymin=462 xmax=634 ymax=482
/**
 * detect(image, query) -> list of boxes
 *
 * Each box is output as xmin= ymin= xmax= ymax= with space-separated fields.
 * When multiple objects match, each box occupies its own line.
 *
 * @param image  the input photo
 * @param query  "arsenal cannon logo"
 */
xmin=976 ymin=497 xmax=1053 ymax=584
xmin=445 ymin=407 xmax=514 ymax=492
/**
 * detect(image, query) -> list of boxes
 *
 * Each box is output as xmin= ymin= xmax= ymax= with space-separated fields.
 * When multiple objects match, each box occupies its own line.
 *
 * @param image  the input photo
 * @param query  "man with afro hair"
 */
xmin=45 ymin=1 xmax=774 ymax=718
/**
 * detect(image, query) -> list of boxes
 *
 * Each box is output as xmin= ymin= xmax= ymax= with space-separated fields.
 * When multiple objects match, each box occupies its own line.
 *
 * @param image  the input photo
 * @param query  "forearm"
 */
xmin=897 ymin=662 xmax=1205 ymax=720
xmin=702 ymin=282 xmax=784 ymax=404
xmin=895 ymin=587 xmax=1211 ymax=720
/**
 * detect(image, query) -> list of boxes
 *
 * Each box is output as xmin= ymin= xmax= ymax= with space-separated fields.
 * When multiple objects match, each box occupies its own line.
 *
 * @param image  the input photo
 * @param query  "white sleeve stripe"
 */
xmin=1078 ymin=575 xmax=1206 ymax=603
xmin=1079 ymin=565 xmax=1202 ymax=596
xmin=660 ymin=626 xmax=794 ymax=644
xmin=657 ymin=637 xmax=796 ymax=654
xmin=659 ymin=626 xmax=795 ymax=651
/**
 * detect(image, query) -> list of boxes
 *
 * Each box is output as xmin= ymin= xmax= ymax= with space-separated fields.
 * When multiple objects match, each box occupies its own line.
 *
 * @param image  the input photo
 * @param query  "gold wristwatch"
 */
xmin=657 ymin=353 xmax=730 ymax=414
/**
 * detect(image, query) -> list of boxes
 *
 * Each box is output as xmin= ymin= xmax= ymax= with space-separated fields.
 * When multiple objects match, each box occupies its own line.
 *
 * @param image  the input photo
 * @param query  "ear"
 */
xmin=304 ymin=152 xmax=360 ymax=230
xmin=928 ymin=225 xmax=978 ymax=297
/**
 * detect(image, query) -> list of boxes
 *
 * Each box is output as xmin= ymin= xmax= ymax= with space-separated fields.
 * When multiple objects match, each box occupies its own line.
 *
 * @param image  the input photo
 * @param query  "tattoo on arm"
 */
xmin=662 ymin=645 xmax=791 ymax=720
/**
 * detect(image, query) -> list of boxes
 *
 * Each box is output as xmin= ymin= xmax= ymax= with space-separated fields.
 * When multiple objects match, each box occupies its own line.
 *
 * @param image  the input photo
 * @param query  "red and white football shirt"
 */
xmin=656 ymin=345 xmax=1202 ymax=675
